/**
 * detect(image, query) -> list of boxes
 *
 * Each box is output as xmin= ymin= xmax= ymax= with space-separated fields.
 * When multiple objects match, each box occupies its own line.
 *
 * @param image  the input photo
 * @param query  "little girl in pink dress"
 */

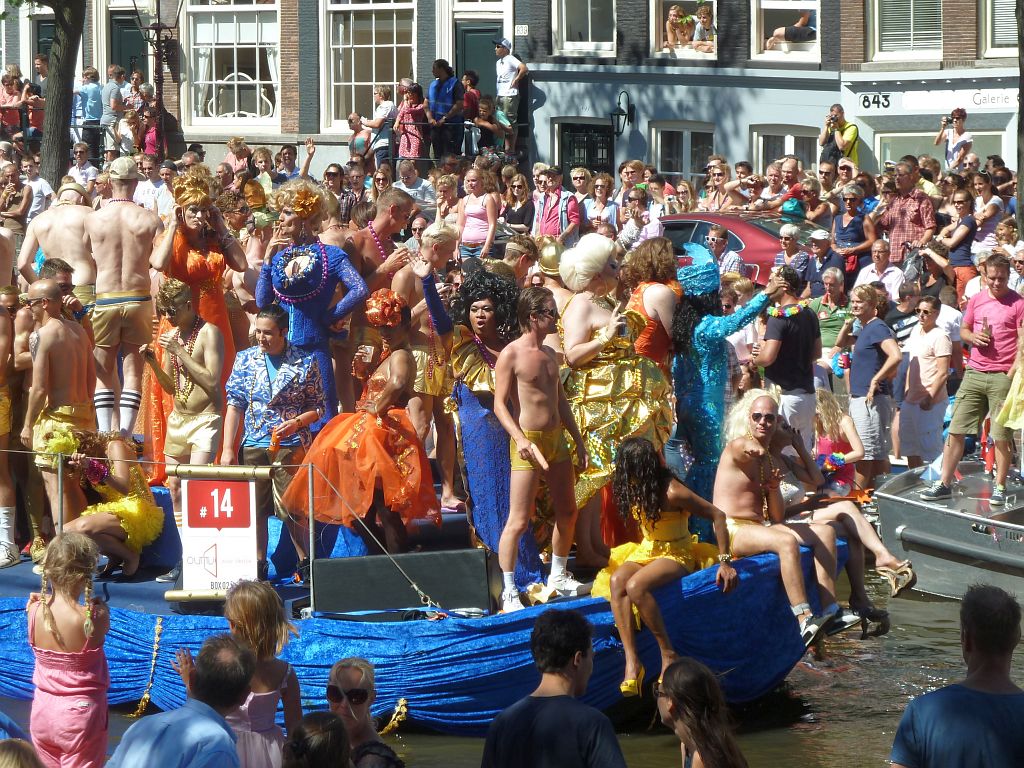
xmin=28 ymin=533 xmax=110 ymax=768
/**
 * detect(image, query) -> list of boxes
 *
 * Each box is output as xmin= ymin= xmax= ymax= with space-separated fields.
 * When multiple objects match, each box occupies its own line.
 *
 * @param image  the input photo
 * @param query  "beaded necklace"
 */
xmin=107 ymin=198 xmax=136 ymax=205
xmin=472 ymin=334 xmax=498 ymax=369
xmin=273 ymin=239 xmax=329 ymax=304
xmin=173 ymin=318 xmax=205 ymax=403
xmin=368 ymin=222 xmax=399 ymax=278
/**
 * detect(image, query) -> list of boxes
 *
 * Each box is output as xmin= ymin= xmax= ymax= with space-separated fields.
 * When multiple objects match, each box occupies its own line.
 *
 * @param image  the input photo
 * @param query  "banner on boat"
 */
xmin=181 ymin=478 xmax=257 ymax=591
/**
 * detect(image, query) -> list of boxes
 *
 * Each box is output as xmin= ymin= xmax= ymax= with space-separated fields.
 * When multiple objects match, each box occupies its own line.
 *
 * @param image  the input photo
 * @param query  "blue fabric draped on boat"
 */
xmin=454 ymin=381 xmax=542 ymax=590
xmin=0 ymin=544 xmax=843 ymax=736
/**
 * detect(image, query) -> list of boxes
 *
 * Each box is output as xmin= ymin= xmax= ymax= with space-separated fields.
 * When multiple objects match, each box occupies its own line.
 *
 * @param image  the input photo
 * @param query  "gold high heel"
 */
xmin=619 ymin=664 xmax=646 ymax=698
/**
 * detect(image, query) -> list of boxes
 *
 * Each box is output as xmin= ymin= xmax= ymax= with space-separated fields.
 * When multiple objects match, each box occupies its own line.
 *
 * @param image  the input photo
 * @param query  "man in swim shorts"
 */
xmin=494 ymin=286 xmax=589 ymax=612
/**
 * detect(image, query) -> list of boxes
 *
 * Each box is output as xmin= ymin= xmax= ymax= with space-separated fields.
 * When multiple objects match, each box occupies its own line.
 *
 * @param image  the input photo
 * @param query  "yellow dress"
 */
xmin=560 ymin=297 xmax=674 ymax=508
xmin=592 ymin=507 xmax=719 ymax=600
xmin=996 ymin=368 xmax=1024 ymax=430
xmin=81 ymin=464 xmax=165 ymax=553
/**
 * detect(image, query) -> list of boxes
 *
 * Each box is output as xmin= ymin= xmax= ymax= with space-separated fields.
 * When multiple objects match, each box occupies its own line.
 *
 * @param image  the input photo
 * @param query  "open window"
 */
xmin=750 ymin=1 xmax=819 ymax=62
xmin=651 ymin=0 xmax=717 ymax=60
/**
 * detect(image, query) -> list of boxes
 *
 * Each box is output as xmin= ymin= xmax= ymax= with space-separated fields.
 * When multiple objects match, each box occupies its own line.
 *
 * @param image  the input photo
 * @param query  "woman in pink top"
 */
xmin=224 ymin=137 xmax=254 ymax=176
xmin=456 ymin=167 xmax=497 ymax=259
xmin=140 ymin=108 xmax=161 ymax=158
xmin=28 ymin=533 xmax=110 ymax=768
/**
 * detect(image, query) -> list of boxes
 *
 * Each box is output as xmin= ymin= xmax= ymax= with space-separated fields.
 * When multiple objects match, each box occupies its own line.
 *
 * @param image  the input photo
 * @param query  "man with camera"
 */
xmin=818 ymin=104 xmax=859 ymax=166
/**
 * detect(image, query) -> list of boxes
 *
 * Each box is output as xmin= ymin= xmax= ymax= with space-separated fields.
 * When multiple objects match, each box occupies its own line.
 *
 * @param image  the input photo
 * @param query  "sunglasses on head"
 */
xmin=751 ymin=412 xmax=777 ymax=424
xmin=326 ymin=684 xmax=369 ymax=706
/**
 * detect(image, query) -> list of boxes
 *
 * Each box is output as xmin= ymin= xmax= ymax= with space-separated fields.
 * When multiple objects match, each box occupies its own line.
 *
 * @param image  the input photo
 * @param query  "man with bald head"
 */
xmin=21 ymin=278 xmax=95 ymax=523
xmin=19 ymin=182 xmax=96 ymax=310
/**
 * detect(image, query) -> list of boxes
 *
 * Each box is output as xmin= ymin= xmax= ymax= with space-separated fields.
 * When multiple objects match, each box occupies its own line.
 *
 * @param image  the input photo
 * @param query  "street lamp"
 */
xmin=131 ymin=0 xmax=185 ymax=156
xmin=610 ymin=90 xmax=635 ymax=138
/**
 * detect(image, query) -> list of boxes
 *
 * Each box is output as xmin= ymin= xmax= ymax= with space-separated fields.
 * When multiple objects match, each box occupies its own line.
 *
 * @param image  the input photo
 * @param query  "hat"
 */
xmin=837 ymin=158 xmax=857 ymax=172
xmin=56 ymin=182 xmax=89 ymax=201
xmin=108 ymin=156 xmax=145 ymax=181
xmin=493 ymin=37 xmax=512 ymax=50
xmin=809 ymin=229 xmax=831 ymax=241
xmin=187 ymin=143 xmax=205 ymax=154
xmin=676 ymin=243 xmax=720 ymax=296
xmin=537 ymin=238 xmax=565 ymax=277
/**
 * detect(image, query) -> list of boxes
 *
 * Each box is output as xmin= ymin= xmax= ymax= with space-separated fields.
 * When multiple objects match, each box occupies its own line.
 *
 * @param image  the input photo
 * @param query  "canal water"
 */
xmin=3 ymin=575 xmax=1023 ymax=767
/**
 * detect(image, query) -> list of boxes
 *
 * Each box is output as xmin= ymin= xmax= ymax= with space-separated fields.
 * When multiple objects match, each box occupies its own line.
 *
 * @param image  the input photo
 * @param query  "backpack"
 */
xmin=819 ymin=132 xmax=841 ymax=166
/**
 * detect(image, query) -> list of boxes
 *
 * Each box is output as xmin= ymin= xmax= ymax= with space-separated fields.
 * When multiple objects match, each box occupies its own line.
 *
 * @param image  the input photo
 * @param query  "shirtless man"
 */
xmin=20 ymin=279 xmax=95 ymax=524
xmin=713 ymin=392 xmax=847 ymax=648
xmin=493 ymin=286 xmax=589 ymax=612
xmin=144 ymin=278 xmax=225 ymax=522
xmin=0 ymin=285 xmax=15 ymax=566
xmin=85 ymin=156 xmax=163 ymax=434
xmin=18 ymin=182 xmax=95 ymax=305
xmin=392 ymin=221 xmax=463 ymax=511
xmin=533 ymin=236 xmax=572 ymax=361
xmin=333 ymin=186 xmax=413 ymax=411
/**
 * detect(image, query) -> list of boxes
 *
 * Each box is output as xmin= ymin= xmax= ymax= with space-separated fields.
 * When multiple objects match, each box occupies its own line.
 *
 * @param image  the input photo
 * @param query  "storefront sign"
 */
xmin=901 ymin=88 xmax=1017 ymax=112
xmin=181 ymin=478 xmax=257 ymax=591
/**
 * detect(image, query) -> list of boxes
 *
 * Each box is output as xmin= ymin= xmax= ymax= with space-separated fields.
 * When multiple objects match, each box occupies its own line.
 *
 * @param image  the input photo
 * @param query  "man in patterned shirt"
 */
xmin=706 ymin=223 xmax=747 ymax=277
xmin=876 ymin=162 xmax=936 ymax=263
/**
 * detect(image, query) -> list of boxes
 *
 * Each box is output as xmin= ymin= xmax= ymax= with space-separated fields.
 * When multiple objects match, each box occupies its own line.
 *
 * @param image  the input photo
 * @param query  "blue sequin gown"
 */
xmin=256 ymin=240 xmax=368 ymax=430
xmin=668 ymin=291 xmax=769 ymax=541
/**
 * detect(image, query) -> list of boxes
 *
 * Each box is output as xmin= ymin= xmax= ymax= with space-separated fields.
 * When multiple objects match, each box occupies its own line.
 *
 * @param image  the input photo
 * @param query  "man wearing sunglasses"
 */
xmin=713 ymin=394 xmax=842 ymax=647
xmin=704 ymin=223 xmax=745 ymax=277
xmin=393 ymin=159 xmax=436 ymax=222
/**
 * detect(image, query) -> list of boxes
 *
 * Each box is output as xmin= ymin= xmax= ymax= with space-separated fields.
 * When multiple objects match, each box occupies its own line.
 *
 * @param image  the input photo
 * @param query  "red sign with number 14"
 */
xmin=184 ymin=479 xmax=252 ymax=530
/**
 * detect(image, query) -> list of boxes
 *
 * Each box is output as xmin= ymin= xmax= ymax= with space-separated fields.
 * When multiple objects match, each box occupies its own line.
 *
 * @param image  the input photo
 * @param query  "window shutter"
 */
xmin=992 ymin=0 xmax=1018 ymax=48
xmin=879 ymin=0 xmax=942 ymax=52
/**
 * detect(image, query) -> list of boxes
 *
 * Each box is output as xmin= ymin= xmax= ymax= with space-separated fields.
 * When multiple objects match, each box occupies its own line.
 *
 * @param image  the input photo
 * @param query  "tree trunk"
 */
xmin=1018 ymin=0 xmax=1023 ymax=234
xmin=37 ymin=0 xmax=87 ymax=189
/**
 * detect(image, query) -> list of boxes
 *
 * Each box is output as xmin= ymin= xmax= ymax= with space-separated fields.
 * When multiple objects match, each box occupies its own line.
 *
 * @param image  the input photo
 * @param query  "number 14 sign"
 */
xmin=181 ymin=478 xmax=257 ymax=591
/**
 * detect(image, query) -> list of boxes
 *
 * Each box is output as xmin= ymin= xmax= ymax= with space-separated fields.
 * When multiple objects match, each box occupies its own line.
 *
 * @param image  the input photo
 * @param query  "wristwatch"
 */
xmin=717 ymin=553 xmax=733 ymax=564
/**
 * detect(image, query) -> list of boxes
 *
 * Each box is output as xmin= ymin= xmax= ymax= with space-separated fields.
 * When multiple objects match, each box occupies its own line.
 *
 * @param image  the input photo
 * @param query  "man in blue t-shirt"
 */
xmin=482 ymin=609 xmax=626 ymax=768
xmin=891 ymin=584 xmax=1024 ymax=768
xmin=77 ymin=67 xmax=104 ymax=164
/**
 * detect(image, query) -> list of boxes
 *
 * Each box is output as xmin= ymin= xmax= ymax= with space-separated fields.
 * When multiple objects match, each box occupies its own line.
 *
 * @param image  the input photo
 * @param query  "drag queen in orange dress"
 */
xmin=282 ymin=289 xmax=439 ymax=553
xmin=146 ymin=168 xmax=248 ymax=483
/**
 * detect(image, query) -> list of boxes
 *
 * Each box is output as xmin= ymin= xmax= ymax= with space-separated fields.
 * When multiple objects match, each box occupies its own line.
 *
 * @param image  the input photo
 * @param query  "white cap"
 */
xmin=809 ymin=229 xmax=831 ymax=241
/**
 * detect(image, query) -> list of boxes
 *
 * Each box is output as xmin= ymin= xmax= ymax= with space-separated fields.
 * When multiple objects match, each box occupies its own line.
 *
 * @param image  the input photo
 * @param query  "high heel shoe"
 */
xmin=620 ymin=665 xmax=646 ymax=698
xmin=877 ymin=561 xmax=916 ymax=598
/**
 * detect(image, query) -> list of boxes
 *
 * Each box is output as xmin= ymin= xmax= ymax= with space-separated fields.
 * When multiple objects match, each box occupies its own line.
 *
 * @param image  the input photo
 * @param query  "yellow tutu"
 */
xmin=81 ymin=465 xmax=165 ymax=553
xmin=592 ymin=537 xmax=719 ymax=600
xmin=996 ymin=369 xmax=1024 ymax=430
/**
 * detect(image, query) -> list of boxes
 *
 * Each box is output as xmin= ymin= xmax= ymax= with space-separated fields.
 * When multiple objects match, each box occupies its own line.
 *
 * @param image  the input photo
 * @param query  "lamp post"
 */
xmin=131 ymin=0 xmax=185 ymax=157
xmin=610 ymin=90 xmax=635 ymax=138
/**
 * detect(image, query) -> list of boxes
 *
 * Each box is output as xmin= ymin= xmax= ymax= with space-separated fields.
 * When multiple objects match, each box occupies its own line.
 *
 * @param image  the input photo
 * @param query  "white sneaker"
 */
xmin=548 ymin=571 xmax=592 ymax=597
xmin=0 ymin=541 xmax=20 ymax=569
xmin=501 ymin=589 xmax=524 ymax=613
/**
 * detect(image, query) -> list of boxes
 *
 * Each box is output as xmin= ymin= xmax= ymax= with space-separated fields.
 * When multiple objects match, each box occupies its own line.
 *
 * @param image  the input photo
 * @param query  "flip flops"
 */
xmin=877 ymin=562 xmax=917 ymax=598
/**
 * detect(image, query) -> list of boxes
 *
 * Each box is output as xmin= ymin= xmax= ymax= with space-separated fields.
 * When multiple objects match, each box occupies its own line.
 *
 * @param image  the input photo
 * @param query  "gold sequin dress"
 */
xmin=81 ymin=464 xmax=165 ymax=553
xmin=560 ymin=296 xmax=673 ymax=508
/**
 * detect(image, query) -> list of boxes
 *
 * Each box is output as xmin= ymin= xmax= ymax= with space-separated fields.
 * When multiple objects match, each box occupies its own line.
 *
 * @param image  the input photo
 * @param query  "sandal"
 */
xmin=877 ymin=562 xmax=916 ymax=598
xmin=619 ymin=664 xmax=645 ymax=698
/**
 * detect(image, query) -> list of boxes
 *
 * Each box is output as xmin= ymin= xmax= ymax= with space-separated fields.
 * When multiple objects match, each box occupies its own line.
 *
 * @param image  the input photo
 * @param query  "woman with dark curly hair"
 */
xmin=592 ymin=438 xmax=734 ymax=697
xmin=621 ymin=237 xmax=682 ymax=375
xmin=412 ymin=253 xmax=544 ymax=587
xmin=656 ymin=657 xmax=749 ymax=768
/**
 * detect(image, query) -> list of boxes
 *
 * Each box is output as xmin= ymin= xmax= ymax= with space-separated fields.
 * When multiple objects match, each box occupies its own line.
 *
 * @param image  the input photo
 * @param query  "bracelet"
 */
xmin=717 ymin=553 xmax=733 ymax=564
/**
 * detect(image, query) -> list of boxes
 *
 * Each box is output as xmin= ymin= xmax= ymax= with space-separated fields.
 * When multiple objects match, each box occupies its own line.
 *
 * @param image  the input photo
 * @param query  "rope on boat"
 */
xmin=128 ymin=615 xmax=164 ymax=718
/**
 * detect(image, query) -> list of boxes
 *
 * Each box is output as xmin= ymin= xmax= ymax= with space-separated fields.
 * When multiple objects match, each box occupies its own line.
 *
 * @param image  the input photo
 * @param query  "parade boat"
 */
xmin=0 ymin=502 xmax=845 ymax=736
xmin=875 ymin=462 xmax=1024 ymax=600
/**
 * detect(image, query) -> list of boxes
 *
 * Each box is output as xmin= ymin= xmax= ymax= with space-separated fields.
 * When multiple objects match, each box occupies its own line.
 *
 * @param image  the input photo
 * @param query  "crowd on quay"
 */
xmin=0 ymin=43 xmax=1019 ymax=765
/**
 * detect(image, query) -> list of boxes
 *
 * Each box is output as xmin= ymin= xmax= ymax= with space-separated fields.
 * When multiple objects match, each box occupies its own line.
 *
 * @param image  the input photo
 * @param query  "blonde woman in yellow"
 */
xmin=61 ymin=429 xmax=164 ymax=577
xmin=559 ymin=233 xmax=673 ymax=567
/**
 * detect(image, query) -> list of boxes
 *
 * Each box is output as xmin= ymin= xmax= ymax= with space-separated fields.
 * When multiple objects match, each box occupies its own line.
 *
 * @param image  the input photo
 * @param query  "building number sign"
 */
xmin=860 ymin=93 xmax=892 ymax=110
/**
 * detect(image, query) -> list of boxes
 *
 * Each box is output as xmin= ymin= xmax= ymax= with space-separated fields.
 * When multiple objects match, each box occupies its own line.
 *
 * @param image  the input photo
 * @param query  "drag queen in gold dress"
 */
xmin=558 ymin=234 xmax=674 ymax=567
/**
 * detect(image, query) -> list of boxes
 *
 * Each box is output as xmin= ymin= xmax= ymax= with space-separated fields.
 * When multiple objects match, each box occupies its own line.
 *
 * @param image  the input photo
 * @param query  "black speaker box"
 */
xmin=311 ymin=548 xmax=501 ymax=615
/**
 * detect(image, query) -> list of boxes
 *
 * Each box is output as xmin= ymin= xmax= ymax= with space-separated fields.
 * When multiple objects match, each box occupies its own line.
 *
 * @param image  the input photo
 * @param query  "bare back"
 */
xmin=503 ymin=336 xmax=562 ymax=431
xmin=23 ymin=204 xmax=95 ymax=285
xmin=33 ymin=318 xmax=93 ymax=407
xmin=87 ymin=202 xmax=163 ymax=294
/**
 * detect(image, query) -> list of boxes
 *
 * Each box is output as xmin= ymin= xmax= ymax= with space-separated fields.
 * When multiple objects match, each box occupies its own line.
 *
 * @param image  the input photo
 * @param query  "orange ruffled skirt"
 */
xmin=282 ymin=408 xmax=440 ymax=529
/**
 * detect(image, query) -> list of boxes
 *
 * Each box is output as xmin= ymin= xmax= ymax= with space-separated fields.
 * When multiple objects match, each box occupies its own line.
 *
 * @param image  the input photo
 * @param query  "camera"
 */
xmin=827 ymin=114 xmax=837 ymax=125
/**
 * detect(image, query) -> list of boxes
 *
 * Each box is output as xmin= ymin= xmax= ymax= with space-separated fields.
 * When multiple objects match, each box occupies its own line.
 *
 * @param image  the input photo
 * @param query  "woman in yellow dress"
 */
xmin=558 ymin=233 xmax=674 ymax=567
xmin=58 ymin=430 xmax=164 ymax=578
xmin=592 ymin=438 xmax=736 ymax=697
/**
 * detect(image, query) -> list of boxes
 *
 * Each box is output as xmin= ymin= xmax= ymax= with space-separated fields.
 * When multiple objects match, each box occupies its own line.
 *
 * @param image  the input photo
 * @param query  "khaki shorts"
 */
xmin=92 ymin=290 xmax=153 ymax=349
xmin=164 ymin=410 xmax=223 ymax=457
xmin=498 ymin=94 xmax=520 ymax=121
xmin=948 ymin=368 xmax=1013 ymax=442
xmin=0 ymin=386 xmax=11 ymax=436
xmin=510 ymin=427 xmax=572 ymax=471
xmin=33 ymin=403 xmax=96 ymax=469
xmin=241 ymin=444 xmax=306 ymax=521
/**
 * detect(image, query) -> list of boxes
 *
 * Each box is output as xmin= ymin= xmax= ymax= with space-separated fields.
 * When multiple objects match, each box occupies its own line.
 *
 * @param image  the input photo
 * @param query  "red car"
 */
xmin=659 ymin=212 xmax=821 ymax=285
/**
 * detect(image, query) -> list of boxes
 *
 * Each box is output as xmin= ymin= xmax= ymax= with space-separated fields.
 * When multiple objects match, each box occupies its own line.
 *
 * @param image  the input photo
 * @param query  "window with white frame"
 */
xmin=188 ymin=0 xmax=279 ymax=124
xmin=876 ymin=132 xmax=1003 ymax=168
xmin=326 ymin=0 xmax=413 ymax=130
xmin=983 ymin=0 xmax=1018 ymax=57
xmin=651 ymin=0 xmax=717 ymax=59
xmin=872 ymin=0 xmax=941 ymax=59
xmin=752 ymin=127 xmax=818 ymax=172
xmin=554 ymin=0 xmax=616 ymax=55
xmin=653 ymin=123 xmax=714 ymax=186
xmin=750 ymin=0 xmax=819 ymax=60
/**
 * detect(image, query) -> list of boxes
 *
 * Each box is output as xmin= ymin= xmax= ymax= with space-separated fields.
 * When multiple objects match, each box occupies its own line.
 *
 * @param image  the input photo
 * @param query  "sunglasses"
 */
xmin=162 ymin=303 xmax=189 ymax=317
xmin=722 ymin=303 xmax=734 ymax=311
xmin=26 ymin=297 xmax=47 ymax=307
xmin=751 ymin=412 xmax=777 ymax=424
xmin=571 ymin=176 xmax=585 ymax=181
xmin=706 ymin=236 xmax=723 ymax=243
xmin=915 ymin=309 xmax=933 ymax=316
xmin=652 ymin=680 xmax=668 ymax=698
xmin=511 ymin=183 xmax=525 ymax=188
xmin=534 ymin=308 xmax=559 ymax=319
xmin=843 ymin=197 xmax=859 ymax=202
xmin=711 ymin=173 xmax=724 ymax=178
xmin=324 ymin=171 xmax=340 ymax=177
xmin=594 ymin=184 xmax=608 ymax=189
xmin=412 ymin=227 xmax=425 ymax=233
xmin=953 ymin=199 xmax=970 ymax=204
xmin=326 ymin=684 xmax=369 ymax=706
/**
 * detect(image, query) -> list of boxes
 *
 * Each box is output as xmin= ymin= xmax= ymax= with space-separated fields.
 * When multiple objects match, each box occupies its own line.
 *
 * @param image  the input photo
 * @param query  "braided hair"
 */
xmin=450 ymin=268 xmax=520 ymax=343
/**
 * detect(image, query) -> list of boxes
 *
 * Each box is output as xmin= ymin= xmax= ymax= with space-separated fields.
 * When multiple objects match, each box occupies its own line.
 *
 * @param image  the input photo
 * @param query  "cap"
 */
xmin=493 ymin=37 xmax=512 ymax=50
xmin=160 ymin=160 xmax=178 ymax=171
xmin=809 ymin=229 xmax=832 ymax=241
xmin=56 ymin=182 xmax=89 ymax=201
xmin=108 ymin=156 xmax=145 ymax=181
